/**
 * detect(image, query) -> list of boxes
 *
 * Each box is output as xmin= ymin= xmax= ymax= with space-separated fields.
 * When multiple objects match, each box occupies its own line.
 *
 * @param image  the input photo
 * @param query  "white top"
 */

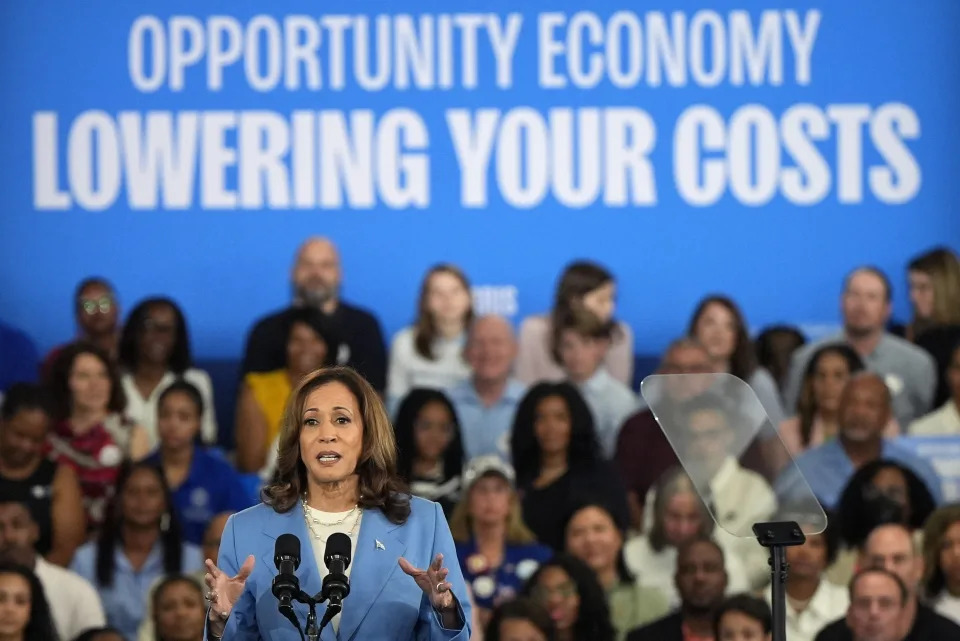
xmin=303 ymin=505 xmax=363 ymax=634
xmin=387 ymin=326 xmax=470 ymax=410
xmin=932 ymin=590 xmax=960 ymax=626
xmin=909 ymin=401 xmax=960 ymax=436
xmin=34 ymin=556 xmax=106 ymax=641
xmin=575 ymin=369 xmax=638 ymax=458
xmin=622 ymin=535 xmax=750 ymax=609
xmin=767 ymin=578 xmax=849 ymax=641
xmin=121 ymin=368 xmax=218 ymax=448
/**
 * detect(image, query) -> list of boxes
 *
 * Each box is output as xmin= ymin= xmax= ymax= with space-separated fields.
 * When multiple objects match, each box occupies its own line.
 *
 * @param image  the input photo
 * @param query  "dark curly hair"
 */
xmin=509 ymin=382 xmax=602 ymax=488
xmin=0 ymin=562 xmax=59 ymax=641
xmin=485 ymin=597 xmax=556 ymax=641
xmin=392 ymin=388 xmax=464 ymax=485
xmin=523 ymin=553 xmax=615 ymax=641
xmin=48 ymin=341 xmax=126 ymax=421
xmin=119 ymin=297 xmax=192 ymax=374
xmin=688 ymin=295 xmax=758 ymax=380
xmin=795 ymin=343 xmax=865 ymax=446
xmin=261 ymin=367 xmax=411 ymax=523
xmin=713 ymin=594 xmax=772 ymax=638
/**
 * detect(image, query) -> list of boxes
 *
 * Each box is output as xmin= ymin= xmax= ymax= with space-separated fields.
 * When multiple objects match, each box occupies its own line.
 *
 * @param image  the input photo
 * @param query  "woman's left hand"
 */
xmin=399 ymin=553 xmax=455 ymax=610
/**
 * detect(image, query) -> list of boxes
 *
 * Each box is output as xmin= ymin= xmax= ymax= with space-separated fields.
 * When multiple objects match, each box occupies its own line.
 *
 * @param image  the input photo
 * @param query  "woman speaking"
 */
xmin=202 ymin=367 xmax=472 ymax=640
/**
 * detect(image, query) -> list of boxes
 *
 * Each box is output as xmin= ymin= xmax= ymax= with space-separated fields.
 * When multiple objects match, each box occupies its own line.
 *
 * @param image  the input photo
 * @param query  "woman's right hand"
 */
xmin=204 ymin=555 xmax=255 ymax=627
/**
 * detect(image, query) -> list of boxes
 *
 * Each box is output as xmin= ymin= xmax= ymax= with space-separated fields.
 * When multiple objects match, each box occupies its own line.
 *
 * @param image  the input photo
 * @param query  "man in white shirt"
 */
xmin=0 ymin=500 xmax=105 ymax=640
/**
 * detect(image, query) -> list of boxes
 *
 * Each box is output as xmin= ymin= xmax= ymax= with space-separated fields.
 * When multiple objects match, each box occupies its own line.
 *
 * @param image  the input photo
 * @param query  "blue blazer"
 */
xmin=213 ymin=496 xmax=472 ymax=641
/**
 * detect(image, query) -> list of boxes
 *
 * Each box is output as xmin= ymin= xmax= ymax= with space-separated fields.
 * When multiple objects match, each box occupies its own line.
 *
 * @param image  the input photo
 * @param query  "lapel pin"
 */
xmin=376 ymin=539 xmax=385 ymax=550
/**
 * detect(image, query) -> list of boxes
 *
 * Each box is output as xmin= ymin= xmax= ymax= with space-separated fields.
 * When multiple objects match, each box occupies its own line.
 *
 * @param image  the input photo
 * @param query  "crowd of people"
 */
xmin=1 ymin=237 xmax=960 ymax=641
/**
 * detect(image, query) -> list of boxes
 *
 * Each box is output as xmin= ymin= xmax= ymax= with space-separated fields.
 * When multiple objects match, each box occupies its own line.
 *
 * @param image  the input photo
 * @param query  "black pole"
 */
xmin=753 ymin=521 xmax=805 ymax=641
xmin=305 ymin=598 xmax=319 ymax=641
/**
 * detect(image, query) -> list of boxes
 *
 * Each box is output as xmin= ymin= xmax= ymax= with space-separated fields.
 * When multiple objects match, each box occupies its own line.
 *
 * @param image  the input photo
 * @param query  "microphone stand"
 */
xmin=752 ymin=521 xmax=806 ymax=641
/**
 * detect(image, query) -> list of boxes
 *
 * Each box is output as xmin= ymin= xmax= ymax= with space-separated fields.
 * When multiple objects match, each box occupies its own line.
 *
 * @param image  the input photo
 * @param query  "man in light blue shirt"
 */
xmin=446 ymin=316 xmax=525 ymax=461
xmin=775 ymin=372 xmax=942 ymax=511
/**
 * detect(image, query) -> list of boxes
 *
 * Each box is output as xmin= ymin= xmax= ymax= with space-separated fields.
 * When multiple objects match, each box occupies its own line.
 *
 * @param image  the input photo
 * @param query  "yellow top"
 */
xmin=245 ymin=369 xmax=291 ymax=452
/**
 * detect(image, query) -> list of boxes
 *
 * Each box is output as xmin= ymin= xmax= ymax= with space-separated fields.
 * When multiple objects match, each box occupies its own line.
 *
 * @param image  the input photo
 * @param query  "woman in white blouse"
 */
xmin=118 ymin=298 xmax=217 ymax=449
xmin=387 ymin=264 xmax=474 ymax=411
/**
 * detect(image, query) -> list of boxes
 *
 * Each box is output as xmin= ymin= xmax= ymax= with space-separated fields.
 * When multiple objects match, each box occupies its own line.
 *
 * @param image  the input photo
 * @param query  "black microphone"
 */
xmin=318 ymin=533 xmax=352 ymax=632
xmin=272 ymin=533 xmax=302 ymax=608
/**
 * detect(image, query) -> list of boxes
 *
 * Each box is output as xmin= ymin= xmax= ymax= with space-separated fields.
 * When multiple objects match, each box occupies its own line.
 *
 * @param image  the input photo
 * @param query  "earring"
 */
xmin=160 ymin=513 xmax=170 ymax=532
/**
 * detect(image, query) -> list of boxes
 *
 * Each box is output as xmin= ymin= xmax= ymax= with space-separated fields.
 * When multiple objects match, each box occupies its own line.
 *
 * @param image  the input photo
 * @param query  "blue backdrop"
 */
xmin=2 ymin=0 xmax=959 ymax=364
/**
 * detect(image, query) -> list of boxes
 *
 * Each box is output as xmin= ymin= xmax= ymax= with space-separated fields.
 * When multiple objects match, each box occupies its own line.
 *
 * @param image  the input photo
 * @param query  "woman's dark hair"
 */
xmin=754 ymin=325 xmax=806 ymax=388
xmin=72 ymin=628 xmax=124 ymax=641
xmin=393 ymin=389 xmax=465 ymax=485
xmin=485 ymin=597 xmax=556 ymax=641
xmin=0 ymin=562 xmax=59 ymax=641
xmin=95 ymin=462 xmax=183 ymax=587
xmin=152 ymin=574 xmax=204 ymax=641
xmin=413 ymin=264 xmax=474 ymax=360
xmin=550 ymin=261 xmax=616 ymax=365
xmin=48 ymin=341 xmax=126 ymax=420
xmin=157 ymin=380 xmax=205 ymax=447
xmin=285 ymin=307 xmax=341 ymax=367
xmin=688 ymin=295 xmax=758 ymax=380
xmin=1 ymin=383 xmax=52 ymax=420
xmin=796 ymin=343 xmax=865 ymax=446
xmin=837 ymin=459 xmax=936 ymax=549
xmin=119 ymin=297 xmax=192 ymax=374
xmin=261 ymin=367 xmax=411 ymax=523
xmin=510 ymin=382 xmax=602 ymax=488
xmin=563 ymin=501 xmax=634 ymax=585
xmin=922 ymin=504 xmax=960 ymax=599
xmin=713 ymin=594 xmax=772 ymax=638
xmin=523 ymin=554 xmax=615 ymax=641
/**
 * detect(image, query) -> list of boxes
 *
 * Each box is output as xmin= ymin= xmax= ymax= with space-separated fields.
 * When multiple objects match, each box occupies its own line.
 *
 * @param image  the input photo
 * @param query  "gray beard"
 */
xmin=295 ymin=285 xmax=336 ymax=309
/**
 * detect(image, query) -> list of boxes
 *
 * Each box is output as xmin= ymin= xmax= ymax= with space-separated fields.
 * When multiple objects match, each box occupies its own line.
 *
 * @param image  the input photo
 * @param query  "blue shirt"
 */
xmin=774 ymin=438 xmax=944 ymax=510
xmin=146 ymin=448 xmax=256 ymax=545
xmin=576 ymin=369 xmax=638 ymax=459
xmin=446 ymin=379 xmax=526 ymax=461
xmin=455 ymin=539 xmax=552 ymax=610
xmin=70 ymin=539 xmax=203 ymax=641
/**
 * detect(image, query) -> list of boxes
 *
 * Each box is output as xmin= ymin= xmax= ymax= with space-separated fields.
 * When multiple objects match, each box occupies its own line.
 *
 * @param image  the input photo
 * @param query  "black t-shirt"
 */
xmin=241 ymin=303 xmax=387 ymax=391
xmin=814 ymin=603 xmax=960 ymax=641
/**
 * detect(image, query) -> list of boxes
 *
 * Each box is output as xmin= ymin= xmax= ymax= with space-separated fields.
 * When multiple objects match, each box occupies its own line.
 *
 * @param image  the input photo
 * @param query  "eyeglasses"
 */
xmin=531 ymin=582 xmax=577 ymax=602
xmin=79 ymin=296 xmax=113 ymax=315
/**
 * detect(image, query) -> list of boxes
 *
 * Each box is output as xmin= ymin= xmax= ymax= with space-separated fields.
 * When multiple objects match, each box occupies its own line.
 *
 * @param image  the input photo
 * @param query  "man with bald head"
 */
xmin=784 ymin=266 xmax=936 ymax=427
xmin=776 ymin=373 xmax=942 ymax=510
xmin=816 ymin=524 xmax=960 ymax=640
xmin=446 ymin=315 xmax=525 ymax=461
xmin=241 ymin=237 xmax=387 ymax=390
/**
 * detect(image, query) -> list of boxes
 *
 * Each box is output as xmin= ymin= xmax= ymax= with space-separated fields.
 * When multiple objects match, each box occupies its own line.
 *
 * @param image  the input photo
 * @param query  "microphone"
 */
xmin=272 ymin=533 xmax=302 ymax=608
xmin=318 ymin=533 xmax=352 ymax=632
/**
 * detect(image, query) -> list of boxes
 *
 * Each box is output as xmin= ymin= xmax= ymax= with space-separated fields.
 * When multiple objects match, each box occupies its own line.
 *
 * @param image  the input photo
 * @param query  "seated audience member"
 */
xmin=754 ymin=324 xmax=806 ymax=398
xmin=784 ymin=267 xmax=936 ymax=429
xmin=46 ymin=343 xmax=150 ymax=530
xmin=626 ymin=538 xmax=729 ymax=641
xmin=921 ymin=504 xmax=960 ymax=625
xmin=517 ymin=260 xmax=634 ymax=387
xmin=447 ymin=315 xmax=526 ymax=461
xmin=623 ymin=468 xmax=749 ymax=607
xmin=236 ymin=307 xmax=339 ymax=474
xmin=817 ymin=524 xmax=960 ymax=640
xmin=564 ymin=502 xmax=669 ymax=640
xmin=0 ymin=384 xmax=85 ymax=565
xmin=817 ymin=568 xmax=909 ymax=641
xmin=485 ymin=597 xmax=556 ymax=641
xmin=137 ymin=574 xmax=206 ymax=641
xmin=0 ymin=501 xmax=105 ymax=641
xmin=145 ymin=383 xmax=253 ymax=545
xmin=774 ymin=518 xmax=848 ymax=641
xmin=900 ymin=248 xmax=960 ymax=352
xmin=714 ymin=594 xmax=772 ymax=641
xmin=241 ymin=237 xmax=387 ymax=390
xmin=0 ymin=561 xmax=59 ymax=641
xmin=387 ymin=263 xmax=473 ymax=410
xmin=909 ymin=341 xmax=960 ymax=435
xmin=69 ymin=462 xmax=203 ymax=641
xmin=778 ymin=344 xmax=899 ymax=471
xmin=776 ymin=373 xmax=942 ymax=512
xmin=73 ymin=628 xmax=125 ymax=641
xmin=449 ymin=456 xmax=552 ymax=628
xmin=614 ymin=338 xmax=715 ymax=531
xmin=511 ymin=382 xmax=629 ymax=551
xmin=0 ymin=320 xmax=39 ymax=393
xmin=556 ymin=310 xmax=637 ymax=458
xmin=42 ymin=277 xmax=121 ymax=378
xmin=828 ymin=460 xmax=936 ymax=586
xmin=118 ymin=298 xmax=217 ymax=448
xmin=688 ymin=295 xmax=786 ymax=426
xmin=524 ymin=553 xmax=616 ymax=641
xmin=394 ymin=388 xmax=465 ymax=517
